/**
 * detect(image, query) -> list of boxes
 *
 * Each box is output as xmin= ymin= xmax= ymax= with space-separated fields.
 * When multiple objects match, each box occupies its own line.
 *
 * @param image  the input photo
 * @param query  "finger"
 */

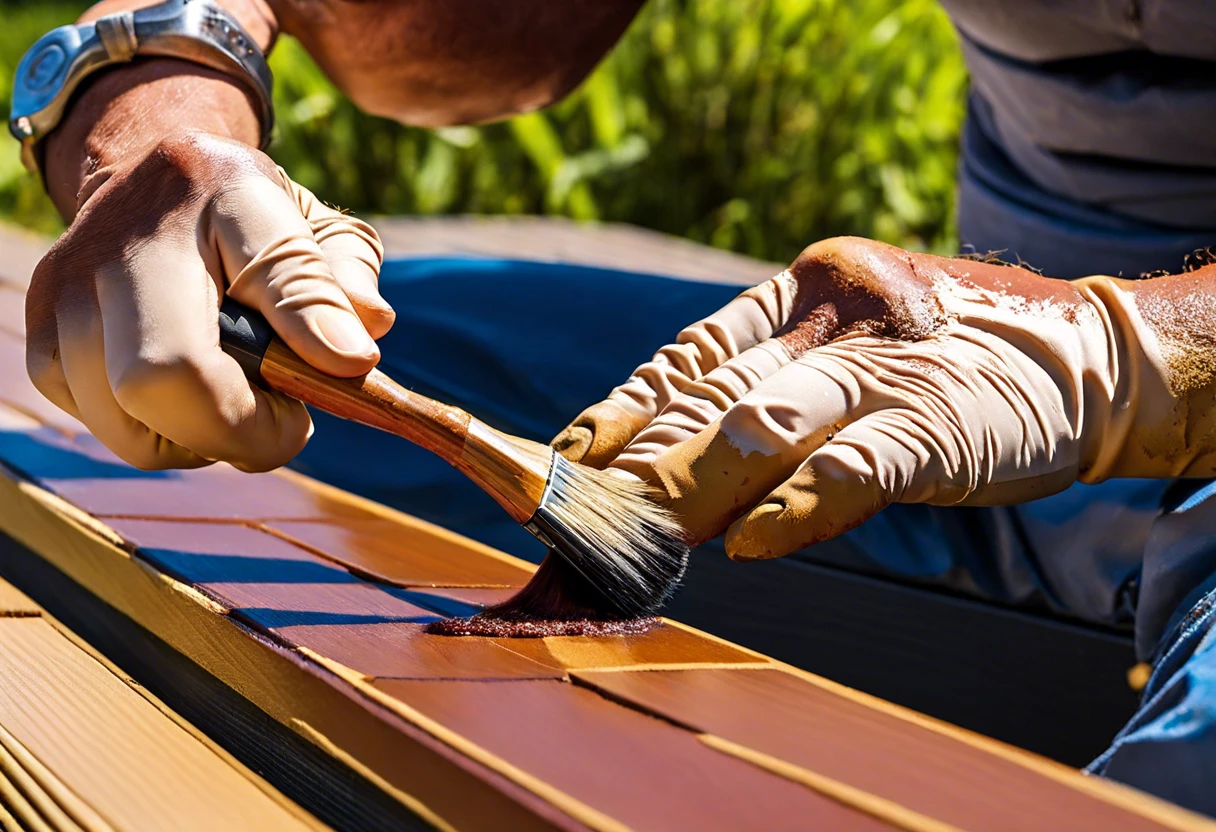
xmin=55 ymin=292 xmax=212 ymax=471
xmin=97 ymin=238 xmax=314 ymax=472
xmin=724 ymin=409 xmax=944 ymax=561
xmin=612 ymin=344 xmax=874 ymax=543
xmin=277 ymin=169 xmax=393 ymax=339
xmin=24 ymin=274 xmax=83 ymax=424
xmin=209 ymin=173 xmax=380 ymax=378
xmin=723 ymin=334 xmax=1085 ymax=561
xmin=553 ymin=272 xmax=800 ymax=465
xmin=607 ymin=338 xmax=795 ymax=467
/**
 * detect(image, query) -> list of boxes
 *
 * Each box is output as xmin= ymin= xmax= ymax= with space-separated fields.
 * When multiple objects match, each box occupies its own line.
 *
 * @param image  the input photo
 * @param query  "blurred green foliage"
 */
xmin=0 ymin=0 xmax=967 ymax=260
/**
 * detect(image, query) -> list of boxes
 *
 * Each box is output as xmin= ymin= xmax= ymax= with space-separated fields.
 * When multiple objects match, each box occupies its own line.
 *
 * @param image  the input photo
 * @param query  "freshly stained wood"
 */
xmin=572 ymin=668 xmax=1181 ymax=832
xmin=496 ymin=621 xmax=763 ymax=671
xmin=372 ymin=678 xmax=893 ymax=832
xmin=263 ymin=518 xmax=532 ymax=587
xmin=286 ymin=621 xmax=566 ymax=680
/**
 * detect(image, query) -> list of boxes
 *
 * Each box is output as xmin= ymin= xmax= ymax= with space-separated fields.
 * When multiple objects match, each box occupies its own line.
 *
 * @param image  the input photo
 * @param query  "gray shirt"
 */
xmin=940 ymin=0 xmax=1216 ymax=276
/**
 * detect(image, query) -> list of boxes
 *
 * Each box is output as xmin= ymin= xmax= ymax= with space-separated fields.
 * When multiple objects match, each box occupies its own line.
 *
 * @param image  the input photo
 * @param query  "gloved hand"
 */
xmin=553 ymin=236 xmax=1216 ymax=561
xmin=26 ymin=133 xmax=392 ymax=471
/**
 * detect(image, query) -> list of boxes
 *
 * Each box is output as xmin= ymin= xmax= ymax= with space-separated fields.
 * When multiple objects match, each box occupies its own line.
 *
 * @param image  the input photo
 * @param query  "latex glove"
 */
xmin=553 ymin=236 xmax=1216 ymax=561
xmin=26 ymin=133 xmax=391 ymax=471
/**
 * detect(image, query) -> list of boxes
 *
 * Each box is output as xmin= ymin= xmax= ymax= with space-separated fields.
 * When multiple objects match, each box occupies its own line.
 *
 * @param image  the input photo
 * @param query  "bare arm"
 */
xmin=44 ymin=0 xmax=277 ymax=218
xmin=272 ymin=0 xmax=646 ymax=126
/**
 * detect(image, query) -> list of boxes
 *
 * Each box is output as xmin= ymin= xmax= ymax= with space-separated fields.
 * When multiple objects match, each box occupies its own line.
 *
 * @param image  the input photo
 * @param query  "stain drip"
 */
xmin=425 ymin=553 xmax=662 ymax=638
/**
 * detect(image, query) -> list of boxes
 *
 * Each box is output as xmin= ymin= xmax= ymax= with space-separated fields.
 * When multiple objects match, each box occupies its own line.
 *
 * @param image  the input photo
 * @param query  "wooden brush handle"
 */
xmin=218 ymin=299 xmax=472 ymax=466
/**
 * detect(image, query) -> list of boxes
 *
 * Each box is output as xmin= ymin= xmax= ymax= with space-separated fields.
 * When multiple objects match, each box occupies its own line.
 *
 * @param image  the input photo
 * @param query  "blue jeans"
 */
xmin=291 ymin=256 xmax=1216 ymax=816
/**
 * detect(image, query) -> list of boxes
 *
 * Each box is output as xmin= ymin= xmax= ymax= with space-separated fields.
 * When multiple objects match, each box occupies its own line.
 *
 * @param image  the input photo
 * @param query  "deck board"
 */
xmin=0 ymin=220 xmax=1210 ymax=831
xmin=0 ymin=577 xmax=320 ymax=831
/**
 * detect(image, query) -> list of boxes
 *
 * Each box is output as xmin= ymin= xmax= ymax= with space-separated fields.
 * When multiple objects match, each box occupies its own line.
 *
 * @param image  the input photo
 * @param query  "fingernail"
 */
xmin=316 ymin=309 xmax=375 ymax=355
xmin=551 ymin=426 xmax=593 ymax=461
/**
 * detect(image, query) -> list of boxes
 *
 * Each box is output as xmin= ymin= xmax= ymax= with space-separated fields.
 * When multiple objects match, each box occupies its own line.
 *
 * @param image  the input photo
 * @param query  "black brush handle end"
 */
xmin=218 ymin=298 xmax=275 ymax=384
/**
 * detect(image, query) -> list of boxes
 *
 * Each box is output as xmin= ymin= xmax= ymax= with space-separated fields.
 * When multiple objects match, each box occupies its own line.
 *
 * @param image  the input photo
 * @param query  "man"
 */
xmin=12 ymin=0 xmax=1216 ymax=814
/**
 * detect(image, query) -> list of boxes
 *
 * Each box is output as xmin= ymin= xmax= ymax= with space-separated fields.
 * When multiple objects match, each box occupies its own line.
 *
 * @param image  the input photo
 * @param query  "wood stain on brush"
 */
xmin=425 ymin=553 xmax=662 ymax=638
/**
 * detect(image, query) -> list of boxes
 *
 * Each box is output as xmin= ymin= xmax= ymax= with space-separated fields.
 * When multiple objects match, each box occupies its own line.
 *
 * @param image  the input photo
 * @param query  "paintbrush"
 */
xmin=218 ymin=298 xmax=688 ymax=620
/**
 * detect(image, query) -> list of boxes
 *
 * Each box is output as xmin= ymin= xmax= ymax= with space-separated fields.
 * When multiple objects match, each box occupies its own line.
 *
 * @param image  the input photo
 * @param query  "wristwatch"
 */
xmin=9 ymin=0 xmax=274 ymax=176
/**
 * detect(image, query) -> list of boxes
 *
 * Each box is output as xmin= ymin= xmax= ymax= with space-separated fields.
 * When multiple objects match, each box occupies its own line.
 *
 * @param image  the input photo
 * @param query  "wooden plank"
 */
xmin=261 ymin=518 xmax=533 ymax=587
xmin=572 ymin=668 xmax=1177 ymax=832
xmin=663 ymin=544 xmax=1142 ymax=765
xmin=0 ymin=576 xmax=320 ymax=831
xmin=372 ymin=216 xmax=783 ymax=287
xmin=0 ymin=617 xmax=320 ymax=831
xmin=369 ymin=678 xmax=895 ymax=832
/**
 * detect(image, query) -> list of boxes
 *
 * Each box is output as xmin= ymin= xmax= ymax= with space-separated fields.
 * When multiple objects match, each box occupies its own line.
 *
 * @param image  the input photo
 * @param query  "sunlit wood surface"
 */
xmin=0 ymin=575 xmax=321 ymax=831
xmin=0 ymin=220 xmax=1210 ymax=831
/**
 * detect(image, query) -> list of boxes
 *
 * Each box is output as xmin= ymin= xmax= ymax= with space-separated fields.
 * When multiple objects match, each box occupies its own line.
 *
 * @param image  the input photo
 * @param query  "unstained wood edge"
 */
xmin=0 ymin=718 xmax=110 ymax=832
xmin=0 ymin=522 xmax=326 ymax=830
xmin=37 ymin=600 xmax=325 ymax=830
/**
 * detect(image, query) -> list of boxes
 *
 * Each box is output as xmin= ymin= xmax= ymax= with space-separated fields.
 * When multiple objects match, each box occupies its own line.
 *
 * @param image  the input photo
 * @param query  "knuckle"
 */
xmin=787 ymin=236 xmax=944 ymax=342
xmin=110 ymin=355 xmax=201 ymax=417
xmin=117 ymin=439 xmax=173 ymax=472
xmin=24 ymin=344 xmax=58 ymax=393
xmin=791 ymin=237 xmax=897 ymax=284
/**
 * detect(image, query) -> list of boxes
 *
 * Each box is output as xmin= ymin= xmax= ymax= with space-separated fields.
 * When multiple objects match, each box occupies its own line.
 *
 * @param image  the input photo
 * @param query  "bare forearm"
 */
xmin=43 ymin=0 xmax=278 ymax=218
xmin=271 ymin=0 xmax=644 ymax=126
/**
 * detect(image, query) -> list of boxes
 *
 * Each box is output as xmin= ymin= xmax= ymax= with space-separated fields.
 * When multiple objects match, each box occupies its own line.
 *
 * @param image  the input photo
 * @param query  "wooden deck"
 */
xmin=0 ymin=220 xmax=1207 ymax=830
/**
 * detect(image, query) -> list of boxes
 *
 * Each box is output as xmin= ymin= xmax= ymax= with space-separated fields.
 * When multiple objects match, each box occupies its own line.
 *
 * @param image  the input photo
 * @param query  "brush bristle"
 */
xmin=524 ymin=456 xmax=689 ymax=619
xmin=425 ymin=554 xmax=663 ymax=637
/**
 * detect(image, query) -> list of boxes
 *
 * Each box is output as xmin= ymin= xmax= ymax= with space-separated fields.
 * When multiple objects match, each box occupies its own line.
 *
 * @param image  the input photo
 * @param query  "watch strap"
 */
xmin=10 ymin=0 xmax=274 ymax=176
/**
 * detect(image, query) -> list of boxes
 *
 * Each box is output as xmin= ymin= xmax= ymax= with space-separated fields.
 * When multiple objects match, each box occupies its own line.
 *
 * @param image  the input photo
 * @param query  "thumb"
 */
xmin=208 ymin=173 xmax=379 ymax=378
xmin=724 ymin=408 xmax=962 ymax=561
xmin=552 ymin=400 xmax=652 ymax=467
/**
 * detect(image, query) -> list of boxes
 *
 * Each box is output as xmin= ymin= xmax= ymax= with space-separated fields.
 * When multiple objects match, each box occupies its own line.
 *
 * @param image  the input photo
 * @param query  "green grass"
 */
xmin=0 ymin=0 xmax=967 ymax=261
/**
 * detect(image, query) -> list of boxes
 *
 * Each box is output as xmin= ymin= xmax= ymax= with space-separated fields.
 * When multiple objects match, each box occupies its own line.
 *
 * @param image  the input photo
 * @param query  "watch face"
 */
xmin=26 ymin=44 xmax=67 ymax=92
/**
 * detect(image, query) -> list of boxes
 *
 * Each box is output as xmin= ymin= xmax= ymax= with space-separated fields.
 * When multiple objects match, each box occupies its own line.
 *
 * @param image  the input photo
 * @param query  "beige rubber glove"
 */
xmin=553 ymin=237 xmax=1216 ymax=561
xmin=26 ymin=133 xmax=391 ymax=471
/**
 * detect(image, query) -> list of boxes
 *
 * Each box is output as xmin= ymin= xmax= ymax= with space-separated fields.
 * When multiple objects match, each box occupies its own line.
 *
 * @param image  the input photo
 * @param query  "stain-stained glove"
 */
xmin=553 ymin=237 xmax=1216 ymax=561
xmin=26 ymin=134 xmax=391 ymax=472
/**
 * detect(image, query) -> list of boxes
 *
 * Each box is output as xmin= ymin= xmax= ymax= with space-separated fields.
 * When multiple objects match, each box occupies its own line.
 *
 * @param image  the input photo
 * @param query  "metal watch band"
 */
xmin=10 ymin=0 xmax=274 ymax=175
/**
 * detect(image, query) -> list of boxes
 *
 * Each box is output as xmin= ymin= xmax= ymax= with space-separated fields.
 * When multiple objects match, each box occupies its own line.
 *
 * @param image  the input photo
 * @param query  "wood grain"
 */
xmin=0 ymin=613 xmax=319 ymax=831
